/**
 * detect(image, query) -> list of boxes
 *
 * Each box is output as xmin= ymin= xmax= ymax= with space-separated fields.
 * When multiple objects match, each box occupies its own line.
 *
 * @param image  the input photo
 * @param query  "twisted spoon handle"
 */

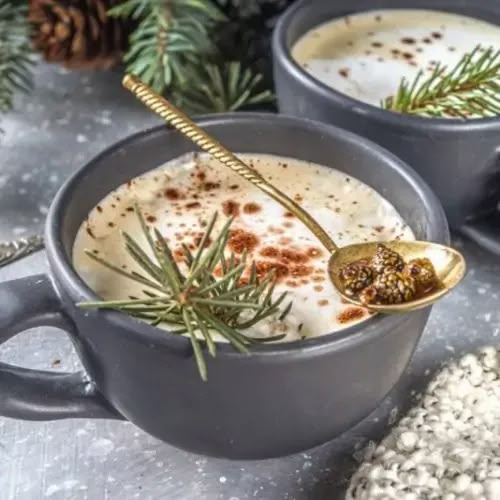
xmin=0 ymin=234 xmax=45 ymax=268
xmin=123 ymin=75 xmax=338 ymax=254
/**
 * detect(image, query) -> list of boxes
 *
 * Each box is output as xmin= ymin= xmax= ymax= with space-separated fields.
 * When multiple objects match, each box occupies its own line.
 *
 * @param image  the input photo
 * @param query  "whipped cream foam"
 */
xmin=292 ymin=9 xmax=500 ymax=110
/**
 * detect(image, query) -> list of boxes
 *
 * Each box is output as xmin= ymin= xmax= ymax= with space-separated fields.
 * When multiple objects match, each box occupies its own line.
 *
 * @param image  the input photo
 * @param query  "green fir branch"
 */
xmin=0 ymin=0 xmax=33 ymax=119
xmin=109 ymin=0 xmax=224 ymax=94
xmin=111 ymin=0 xmax=290 ymax=112
xmin=382 ymin=45 xmax=500 ymax=118
xmin=213 ymin=0 xmax=294 ymax=104
xmin=79 ymin=207 xmax=291 ymax=381
xmin=173 ymin=61 xmax=274 ymax=114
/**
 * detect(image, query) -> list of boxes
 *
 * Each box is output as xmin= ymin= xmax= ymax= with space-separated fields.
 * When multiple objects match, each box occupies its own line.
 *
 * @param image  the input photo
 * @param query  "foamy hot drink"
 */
xmin=292 ymin=9 xmax=500 ymax=108
xmin=73 ymin=153 xmax=414 ymax=341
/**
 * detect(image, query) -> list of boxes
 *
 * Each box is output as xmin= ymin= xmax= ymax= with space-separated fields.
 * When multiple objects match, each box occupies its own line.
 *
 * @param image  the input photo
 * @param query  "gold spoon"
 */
xmin=122 ymin=74 xmax=466 ymax=313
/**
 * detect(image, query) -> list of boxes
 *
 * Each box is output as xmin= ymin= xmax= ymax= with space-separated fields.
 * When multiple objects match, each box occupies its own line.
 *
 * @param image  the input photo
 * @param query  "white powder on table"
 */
xmin=347 ymin=346 xmax=500 ymax=500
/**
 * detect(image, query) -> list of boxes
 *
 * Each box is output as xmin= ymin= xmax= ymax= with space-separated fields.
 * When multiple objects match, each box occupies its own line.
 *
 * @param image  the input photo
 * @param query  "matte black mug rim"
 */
xmin=273 ymin=0 xmax=500 ymax=132
xmin=45 ymin=113 xmax=445 ymax=358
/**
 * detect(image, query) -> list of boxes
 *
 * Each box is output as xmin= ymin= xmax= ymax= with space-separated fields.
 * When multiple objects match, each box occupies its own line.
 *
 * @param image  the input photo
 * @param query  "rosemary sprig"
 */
xmin=78 ymin=206 xmax=291 ymax=381
xmin=382 ymin=45 xmax=500 ymax=118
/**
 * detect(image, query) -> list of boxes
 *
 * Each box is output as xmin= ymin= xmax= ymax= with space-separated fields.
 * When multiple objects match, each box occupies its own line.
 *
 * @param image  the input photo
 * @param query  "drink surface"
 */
xmin=292 ymin=9 xmax=500 ymax=107
xmin=73 ymin=153 xmax=414 ymax=341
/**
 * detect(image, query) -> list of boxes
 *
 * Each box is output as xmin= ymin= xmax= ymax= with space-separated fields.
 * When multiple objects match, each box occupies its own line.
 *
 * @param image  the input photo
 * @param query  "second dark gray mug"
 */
xmin=273 ymin=0 xmax=500 ymax=254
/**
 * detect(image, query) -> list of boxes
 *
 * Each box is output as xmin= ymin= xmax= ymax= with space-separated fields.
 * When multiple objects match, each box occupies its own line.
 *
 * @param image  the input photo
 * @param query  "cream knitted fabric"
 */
xmin=347 ymin=347 xmax=500 ymax=500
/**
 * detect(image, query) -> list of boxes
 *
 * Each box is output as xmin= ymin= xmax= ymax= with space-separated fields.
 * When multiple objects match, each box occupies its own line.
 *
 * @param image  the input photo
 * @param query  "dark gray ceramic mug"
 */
xmin=0 ymin=114 xmax=448 ymax=459
xmin=273 ymin=0 xmax=500 ymax=255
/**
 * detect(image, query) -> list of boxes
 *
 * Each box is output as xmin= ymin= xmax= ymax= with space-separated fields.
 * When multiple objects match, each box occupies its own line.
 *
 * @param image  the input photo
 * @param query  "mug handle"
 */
xmin=0 ymin=274 xmax=122 ymax=420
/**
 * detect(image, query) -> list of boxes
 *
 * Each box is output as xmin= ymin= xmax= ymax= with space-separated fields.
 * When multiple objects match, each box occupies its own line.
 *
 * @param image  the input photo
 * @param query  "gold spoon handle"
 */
xmin=122 ymin=75 xmax=338 ymax=254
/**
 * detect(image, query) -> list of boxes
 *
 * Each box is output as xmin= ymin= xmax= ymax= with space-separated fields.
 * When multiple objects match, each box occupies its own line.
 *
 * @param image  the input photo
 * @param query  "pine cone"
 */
xmin=371 ymin=244 xmax=405 ymax=275
xmin=339 ymin=259 xmax=373 ymax=297
xmin=360 ymin=271 xmax=416 ymax=305
xmin=404 ymin=258 xmax=438 ymax=292
xmin=29 ymin=0 xmax=127 ymax=70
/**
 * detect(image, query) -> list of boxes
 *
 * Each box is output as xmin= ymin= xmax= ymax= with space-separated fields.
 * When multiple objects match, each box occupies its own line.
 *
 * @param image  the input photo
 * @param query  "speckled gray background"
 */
xmin=1 ymin=62 xmax=499 ymax=500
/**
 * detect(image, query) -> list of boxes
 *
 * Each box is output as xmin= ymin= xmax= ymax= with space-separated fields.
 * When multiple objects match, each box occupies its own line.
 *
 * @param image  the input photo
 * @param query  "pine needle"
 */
xmin=173 ymin=61 xmax=274 ymax=114
xmin=78 ymin=207 xmax=291 ymax=381
xmin=0 ymin=1 xmax=33 ymax=128
xmin=109 ymin=0 xmax=224 ymax=94
xmin=109 ymin=0 xmax=282 ymax=113
xmin=382 ymin=45 xmax=500 ymax=118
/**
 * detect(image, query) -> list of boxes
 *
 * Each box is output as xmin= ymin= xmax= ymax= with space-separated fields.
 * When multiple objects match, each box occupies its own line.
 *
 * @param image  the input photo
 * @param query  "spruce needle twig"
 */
xmin=382 ymin=45 xmax=500 ymax=118
xmin=78 ymin=207 xmax=291 ymax=381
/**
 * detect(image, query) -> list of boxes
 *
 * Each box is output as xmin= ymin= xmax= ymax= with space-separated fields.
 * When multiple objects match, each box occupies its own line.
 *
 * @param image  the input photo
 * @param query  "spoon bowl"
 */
xmin=328 ymin=240 xmax=466 ymax=313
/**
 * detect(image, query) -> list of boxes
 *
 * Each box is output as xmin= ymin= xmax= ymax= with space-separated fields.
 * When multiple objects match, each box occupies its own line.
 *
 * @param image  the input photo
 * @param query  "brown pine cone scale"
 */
xmin=371 ymin=243 xmax=405 ymax=275
xmin=404 ymin=258 xmax=439 ymax=292
xmin=339 ymin=259 xmax=373 ymax=297
xmin=339 ymin=244 xmax=440 ymax=305
xmin=360 ymin=271 xmax=417 ymax=305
